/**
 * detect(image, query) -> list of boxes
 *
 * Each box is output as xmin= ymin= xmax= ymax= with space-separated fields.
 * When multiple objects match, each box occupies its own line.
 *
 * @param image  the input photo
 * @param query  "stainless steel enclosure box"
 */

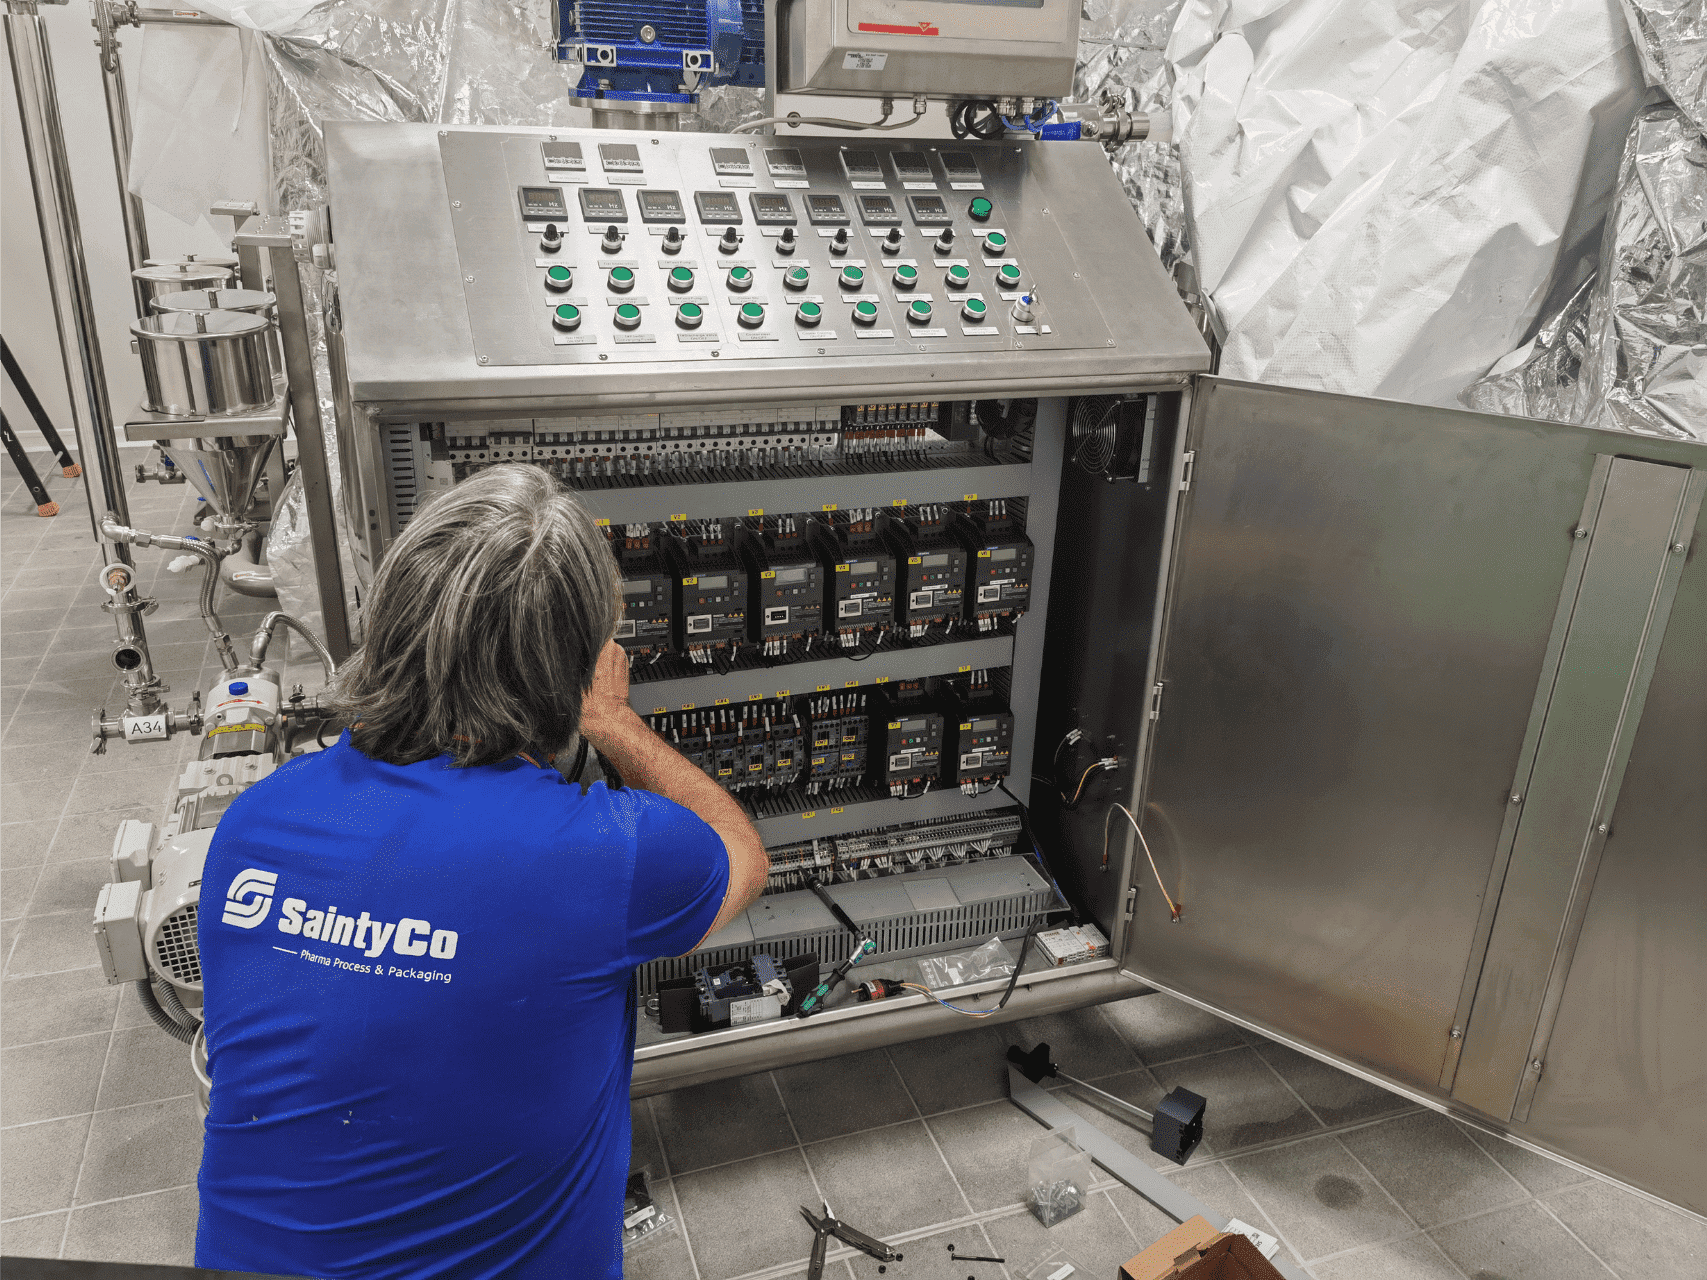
xmin=777 ymin=0 xmax=1080 ymax=99
xmin=322 ymin=122 xmax=1704 ymax=1219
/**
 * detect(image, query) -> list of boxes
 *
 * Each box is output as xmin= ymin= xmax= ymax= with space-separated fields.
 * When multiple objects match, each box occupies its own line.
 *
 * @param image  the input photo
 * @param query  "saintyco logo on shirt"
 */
xmin=222 ymin=869 xmax=459 ymax=960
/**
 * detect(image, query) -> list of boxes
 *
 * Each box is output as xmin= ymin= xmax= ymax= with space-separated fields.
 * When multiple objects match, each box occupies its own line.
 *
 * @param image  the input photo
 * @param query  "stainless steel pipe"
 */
xmin=90 ymin=0 xmax=151 ymax=316
xmin=6 ymin=0 xmax=163 ymax=712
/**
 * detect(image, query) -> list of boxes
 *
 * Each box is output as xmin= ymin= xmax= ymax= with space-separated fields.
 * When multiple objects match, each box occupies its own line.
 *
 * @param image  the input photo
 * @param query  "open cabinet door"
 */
xmin=1122 ymin=377 xmax=1705 ymax=1214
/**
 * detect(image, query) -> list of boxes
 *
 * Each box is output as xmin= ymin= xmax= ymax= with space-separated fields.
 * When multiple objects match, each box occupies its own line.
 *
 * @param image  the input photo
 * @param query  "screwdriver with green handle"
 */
xmin=795 ymin=938 xmax=876 ymax=1019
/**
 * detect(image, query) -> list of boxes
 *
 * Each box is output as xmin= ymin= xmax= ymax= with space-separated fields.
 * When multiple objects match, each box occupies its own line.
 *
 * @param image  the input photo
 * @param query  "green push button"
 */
xmin=668 ymin=266 xmax=695 ymax=293
xmin=839 ymin=264 xmax=865 ymax=290
xmin=945 ymin=264 xmax=970 ymax=289
xmin=852 ymin=299 xmax=879 ymax=325
xmin=613 ymin=302 xmax=642 ymax=330
xmin=796 ymin=300 xmax=823 ymax=327
xmin=983 ymin=231 xmax=1008 ymax=254
xmin=784 ymin=266 xmax=810 ymax=291
xmin=551 ymin=303 xmax=581 ymax=331
xmin=545 ymin=264 xmax=573 ymax=292
xmin=675 ymin=302 xmax=703 ymax=330
xmin=727 ymin=266 xmax=753 ymax=292
xmin=608 ymin=266 xmax=635 ymax=293
xmin=907 ymin=298 xmax=933 ymax=324
xmin=997 ymin=263 xmax=1022 ymax=286
xmin=737 ymin=301 xmax=765 ymax=329
xmin=893 ymin=264 xmax=918 ymax=289
xmin=961 ymin=297 xmax=988 ymax=323
xmin=968 ymin=197 xmax=993 ymax=221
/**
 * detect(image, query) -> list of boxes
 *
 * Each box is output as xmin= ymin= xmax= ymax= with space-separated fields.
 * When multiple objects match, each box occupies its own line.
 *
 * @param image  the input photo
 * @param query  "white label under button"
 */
xmin=850 ymin=181 xmax=886 ymax=191
xmin=901 ymin=181 xmax=936 ymax=191
xmin=912 ymin=327 xmax=947 ymax=337
xmin=677 ymin=333 xmax=720 ymax=343
xmin=554 ymin=334 xmax=598 ymax=345
xmin=841 ymin=294 xmax=881 ymax=304
xmin=950 ymin=181 xmax=985 ymax=191
xmin=774 ymin=179 xmax=810 ymax=189
xmin=961 ymin=326 xmax=1000 ymax=336
xmin=854 ymin=328 xmax=895 ymax=339
xmin=612 ymin=334 xmax=656 ymax=343
xmin=718 ymin=177 xmax=757 ymax=188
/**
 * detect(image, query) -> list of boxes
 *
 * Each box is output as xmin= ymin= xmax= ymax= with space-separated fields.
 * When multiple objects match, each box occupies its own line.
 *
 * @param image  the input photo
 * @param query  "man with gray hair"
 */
xmin=193 ymin=465 xmax=768 ymax=1279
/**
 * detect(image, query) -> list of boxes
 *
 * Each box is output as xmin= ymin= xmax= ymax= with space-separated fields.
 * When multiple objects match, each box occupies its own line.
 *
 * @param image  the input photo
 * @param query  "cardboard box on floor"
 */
xmin=1119 ymin=1216 xmax=1284 ymax=1280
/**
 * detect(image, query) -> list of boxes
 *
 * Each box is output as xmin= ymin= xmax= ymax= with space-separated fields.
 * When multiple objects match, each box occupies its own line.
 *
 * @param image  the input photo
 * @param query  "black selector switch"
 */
xmin=830 ymin=227 xmax=850 ymax=255
xmin=933 ymin=227 xmax=954 ymax=255
xmin=881 ymin=228 xmax=903 ymax=254
xmin=718 ymin=227 xmax=741 ymax=254
xmin=600 ymin=224 xmax=624 ymax=255
xmin=540 ymin=223 xmax=562 ymax=253
xmin=662 ymin=226 xmax=684 ymax=254
xmin=778 ymin=227 xmax=797 ymax=255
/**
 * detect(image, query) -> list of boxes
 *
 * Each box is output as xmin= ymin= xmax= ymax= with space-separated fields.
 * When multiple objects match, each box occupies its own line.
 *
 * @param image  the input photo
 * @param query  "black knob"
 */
xmin=662 ymin=226 xmax=683 ymax=254
xmin=778 ymin=227 xmax=797 ymax=254
xmin=601 ymin=224 xmax=623 ymax=254
xmin=933 ymin=227 xmax=954 ymax=254
xmin=719 ymin=227 xmax=741 ymax=253
xmin=540 ymin=223 xmax=562 ymax=253
xmin=882 ymin=228 xmax=902 ymax=254
xmin=831 ymin=227 xmax=850 ymax=255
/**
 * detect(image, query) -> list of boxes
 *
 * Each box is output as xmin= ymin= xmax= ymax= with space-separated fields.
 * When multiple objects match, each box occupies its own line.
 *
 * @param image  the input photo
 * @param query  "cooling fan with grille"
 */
xmin=1070 ymin=394 xmax=1158 ymax=483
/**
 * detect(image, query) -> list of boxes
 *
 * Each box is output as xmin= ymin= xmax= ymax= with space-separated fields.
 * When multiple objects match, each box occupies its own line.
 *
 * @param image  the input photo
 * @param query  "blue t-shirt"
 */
xmin=195 ymin=733 xmax=728 ymax=1279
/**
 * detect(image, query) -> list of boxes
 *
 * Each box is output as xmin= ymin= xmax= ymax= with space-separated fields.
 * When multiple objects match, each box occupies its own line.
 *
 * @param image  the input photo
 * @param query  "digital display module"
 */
xmin=891 ymin=152 xmax=933 ymax=182
xmin=577 ymin=188 xmax=627 ymax=222
xmin=806 ymin=194 xmax=851 ymax=226
xmin=637 ymin=190 xmax=686 ymax=223
xmin=907 ymin=194 xmax=953 ymax=225
xmin=748 ymin=193 xmax=797 ymax=225
xmin=858 ymin=194 xmax=902 ymax=225
xmin=693 ymin=191 xmax=743 ymax=224
xmin=709 ymin=147 xmax=751 ymax=175
xmin=841 ymin=149 xmax=883 ymax=181
xmin=598 ymin=142 xmax=643 ymax=173
xmin=540 ymin=142 xmax=584 ymax=171
xmin=518 ymin=187 xmax=568 ymax=220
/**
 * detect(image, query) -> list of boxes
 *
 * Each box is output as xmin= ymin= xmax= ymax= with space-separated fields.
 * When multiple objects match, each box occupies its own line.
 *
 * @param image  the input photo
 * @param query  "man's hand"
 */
xmin=574 ymin=637 xmax=768 ymax=944
xmin=580 ymin=640 xmax=635 ymax=749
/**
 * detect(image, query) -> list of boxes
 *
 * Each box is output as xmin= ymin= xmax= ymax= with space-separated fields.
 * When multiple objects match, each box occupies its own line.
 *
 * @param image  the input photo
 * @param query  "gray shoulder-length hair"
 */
xmin=331 ymin=464 xmax=620 ymax=767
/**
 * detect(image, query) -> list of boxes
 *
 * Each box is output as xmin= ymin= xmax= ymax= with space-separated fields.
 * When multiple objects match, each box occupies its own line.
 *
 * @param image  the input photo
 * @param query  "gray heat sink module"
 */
xmin=638 ymin=855 xmax=1058 ymax=996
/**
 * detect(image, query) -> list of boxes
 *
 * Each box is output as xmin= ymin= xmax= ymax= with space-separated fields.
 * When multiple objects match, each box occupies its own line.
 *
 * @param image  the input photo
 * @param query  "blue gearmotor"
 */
xmin=558 ymin=0 xmax=764 ymax=108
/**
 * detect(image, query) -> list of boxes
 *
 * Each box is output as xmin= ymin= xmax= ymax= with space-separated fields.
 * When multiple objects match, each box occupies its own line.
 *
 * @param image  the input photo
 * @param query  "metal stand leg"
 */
xmin=2 ymin=410 xmax=59 ymax=516
xmin=2 ymin=335 xmax=81 ymax=477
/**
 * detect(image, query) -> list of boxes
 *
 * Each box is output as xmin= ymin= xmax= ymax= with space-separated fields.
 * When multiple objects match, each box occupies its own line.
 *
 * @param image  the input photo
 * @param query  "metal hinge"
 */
xmin=1178 ymin=450 xmax=1196 ymax=492
xmin=1123 ymin=885 xmax=1139 ymax=921
xmin=1148 ymin=681 xmax=1165 ymax=720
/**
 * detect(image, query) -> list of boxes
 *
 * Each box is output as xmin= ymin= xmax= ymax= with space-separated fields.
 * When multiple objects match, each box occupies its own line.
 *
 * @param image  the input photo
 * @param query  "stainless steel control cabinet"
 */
xmin=324 ymin=122 xmax=1704 ymax=1217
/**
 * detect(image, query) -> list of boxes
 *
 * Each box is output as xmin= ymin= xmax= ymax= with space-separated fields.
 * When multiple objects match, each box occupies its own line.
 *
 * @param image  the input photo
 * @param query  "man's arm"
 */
xmin=578 ymin=641 xmax=769 ymax=943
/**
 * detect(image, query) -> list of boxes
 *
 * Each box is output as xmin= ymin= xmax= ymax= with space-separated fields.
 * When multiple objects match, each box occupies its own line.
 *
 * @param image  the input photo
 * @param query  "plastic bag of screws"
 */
xmin=1026 ymin=1129 xmax=1092 ymax=1227
xmin=620 ymin=1167 xmax=678 ymax=1253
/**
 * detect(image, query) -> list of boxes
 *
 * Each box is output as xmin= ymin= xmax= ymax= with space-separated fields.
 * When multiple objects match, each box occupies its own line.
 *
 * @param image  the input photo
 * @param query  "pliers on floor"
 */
xmin=800 ymin=1200 xmax=901 ymax=1280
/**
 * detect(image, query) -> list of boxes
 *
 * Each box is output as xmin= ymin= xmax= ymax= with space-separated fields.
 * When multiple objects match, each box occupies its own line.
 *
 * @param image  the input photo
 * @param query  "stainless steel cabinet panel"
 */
xmin=1519 ymin=525 xmax=1706 ymax=1214
xmin=1119 ymin=377 xmax=1704 ymax=1211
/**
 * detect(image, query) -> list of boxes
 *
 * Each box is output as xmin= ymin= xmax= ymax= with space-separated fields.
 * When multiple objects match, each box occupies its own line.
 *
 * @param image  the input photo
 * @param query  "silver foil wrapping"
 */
xmin=1465 ymin=100 xmax=1704 ymax=440
xmin=259 ymin=0 xmax=578 ymax=209
xmin=1573 ymin=100 xmax=1706 ymax=440
xmin=1075 ymin=0 xmax=1190 ymax=269
xmin=1618 ymin=0 xmax=1707 ymax=133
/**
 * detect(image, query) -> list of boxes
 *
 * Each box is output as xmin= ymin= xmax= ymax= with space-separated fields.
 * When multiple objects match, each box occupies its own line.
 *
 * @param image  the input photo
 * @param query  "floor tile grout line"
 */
xmin=766 ymin=1070 xmax=829 ymax=1210
xmin=1300 ymin=1192 xmax=1577 ymax=1270
xmin=881 ymin=1044 xmax=982 ymax=1220
xmin=1217 ymin=1159 xmax=1311 ymax=1271
xmin=661 ymin=1175 xmax=703 ymax=1280
xmin=1249 ymin=1043 xmax=1328 ymax=1131
xmin=1097 ymin=1183 xmax=1145 ymax=1251
xmin=65 ymin=977 xmax=129 ymax=1224
xmin=0 ymin=1180 xmax=201 ymax=1232
xmin=1300 ymin=1226 xmax=1472 ymax=1276
xmin=1330 ymin=1132 xmax=1424 ymax=1235
xmin=1531 ymin=1196 xmax=1623 ymax=1278
xmin=0 ymin=1025 xmax=123 ymax=1058
xmin=0 ymin=1092 xmax=199 ymax=1133
xmin=1449 ymin=1116 xmax=1556 ymax=1203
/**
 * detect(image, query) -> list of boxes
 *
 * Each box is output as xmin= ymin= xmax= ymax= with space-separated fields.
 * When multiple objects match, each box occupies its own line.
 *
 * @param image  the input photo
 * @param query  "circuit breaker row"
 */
xmin=425 ymin=401 xmax=982 ymax=485
xmin=642 ymin=670 xmax=1015 ymax=808
xmin=610 ymin=500 xmax=1033 ymax=670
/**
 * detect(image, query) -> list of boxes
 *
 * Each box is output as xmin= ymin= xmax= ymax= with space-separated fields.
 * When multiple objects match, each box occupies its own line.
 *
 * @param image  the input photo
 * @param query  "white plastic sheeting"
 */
xmin=1167 ymin=0 xmax=1646 ymax=407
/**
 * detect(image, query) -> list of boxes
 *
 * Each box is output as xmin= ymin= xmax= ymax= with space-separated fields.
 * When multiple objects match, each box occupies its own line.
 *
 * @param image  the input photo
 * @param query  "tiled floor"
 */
xmin=4 ymin=449 xmax=1705 ymax=1278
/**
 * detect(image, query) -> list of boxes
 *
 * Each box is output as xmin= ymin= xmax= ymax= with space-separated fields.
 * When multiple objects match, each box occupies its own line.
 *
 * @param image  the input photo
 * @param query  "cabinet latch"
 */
xmin=1148 ymin=682 xmax=1165 ymax=721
